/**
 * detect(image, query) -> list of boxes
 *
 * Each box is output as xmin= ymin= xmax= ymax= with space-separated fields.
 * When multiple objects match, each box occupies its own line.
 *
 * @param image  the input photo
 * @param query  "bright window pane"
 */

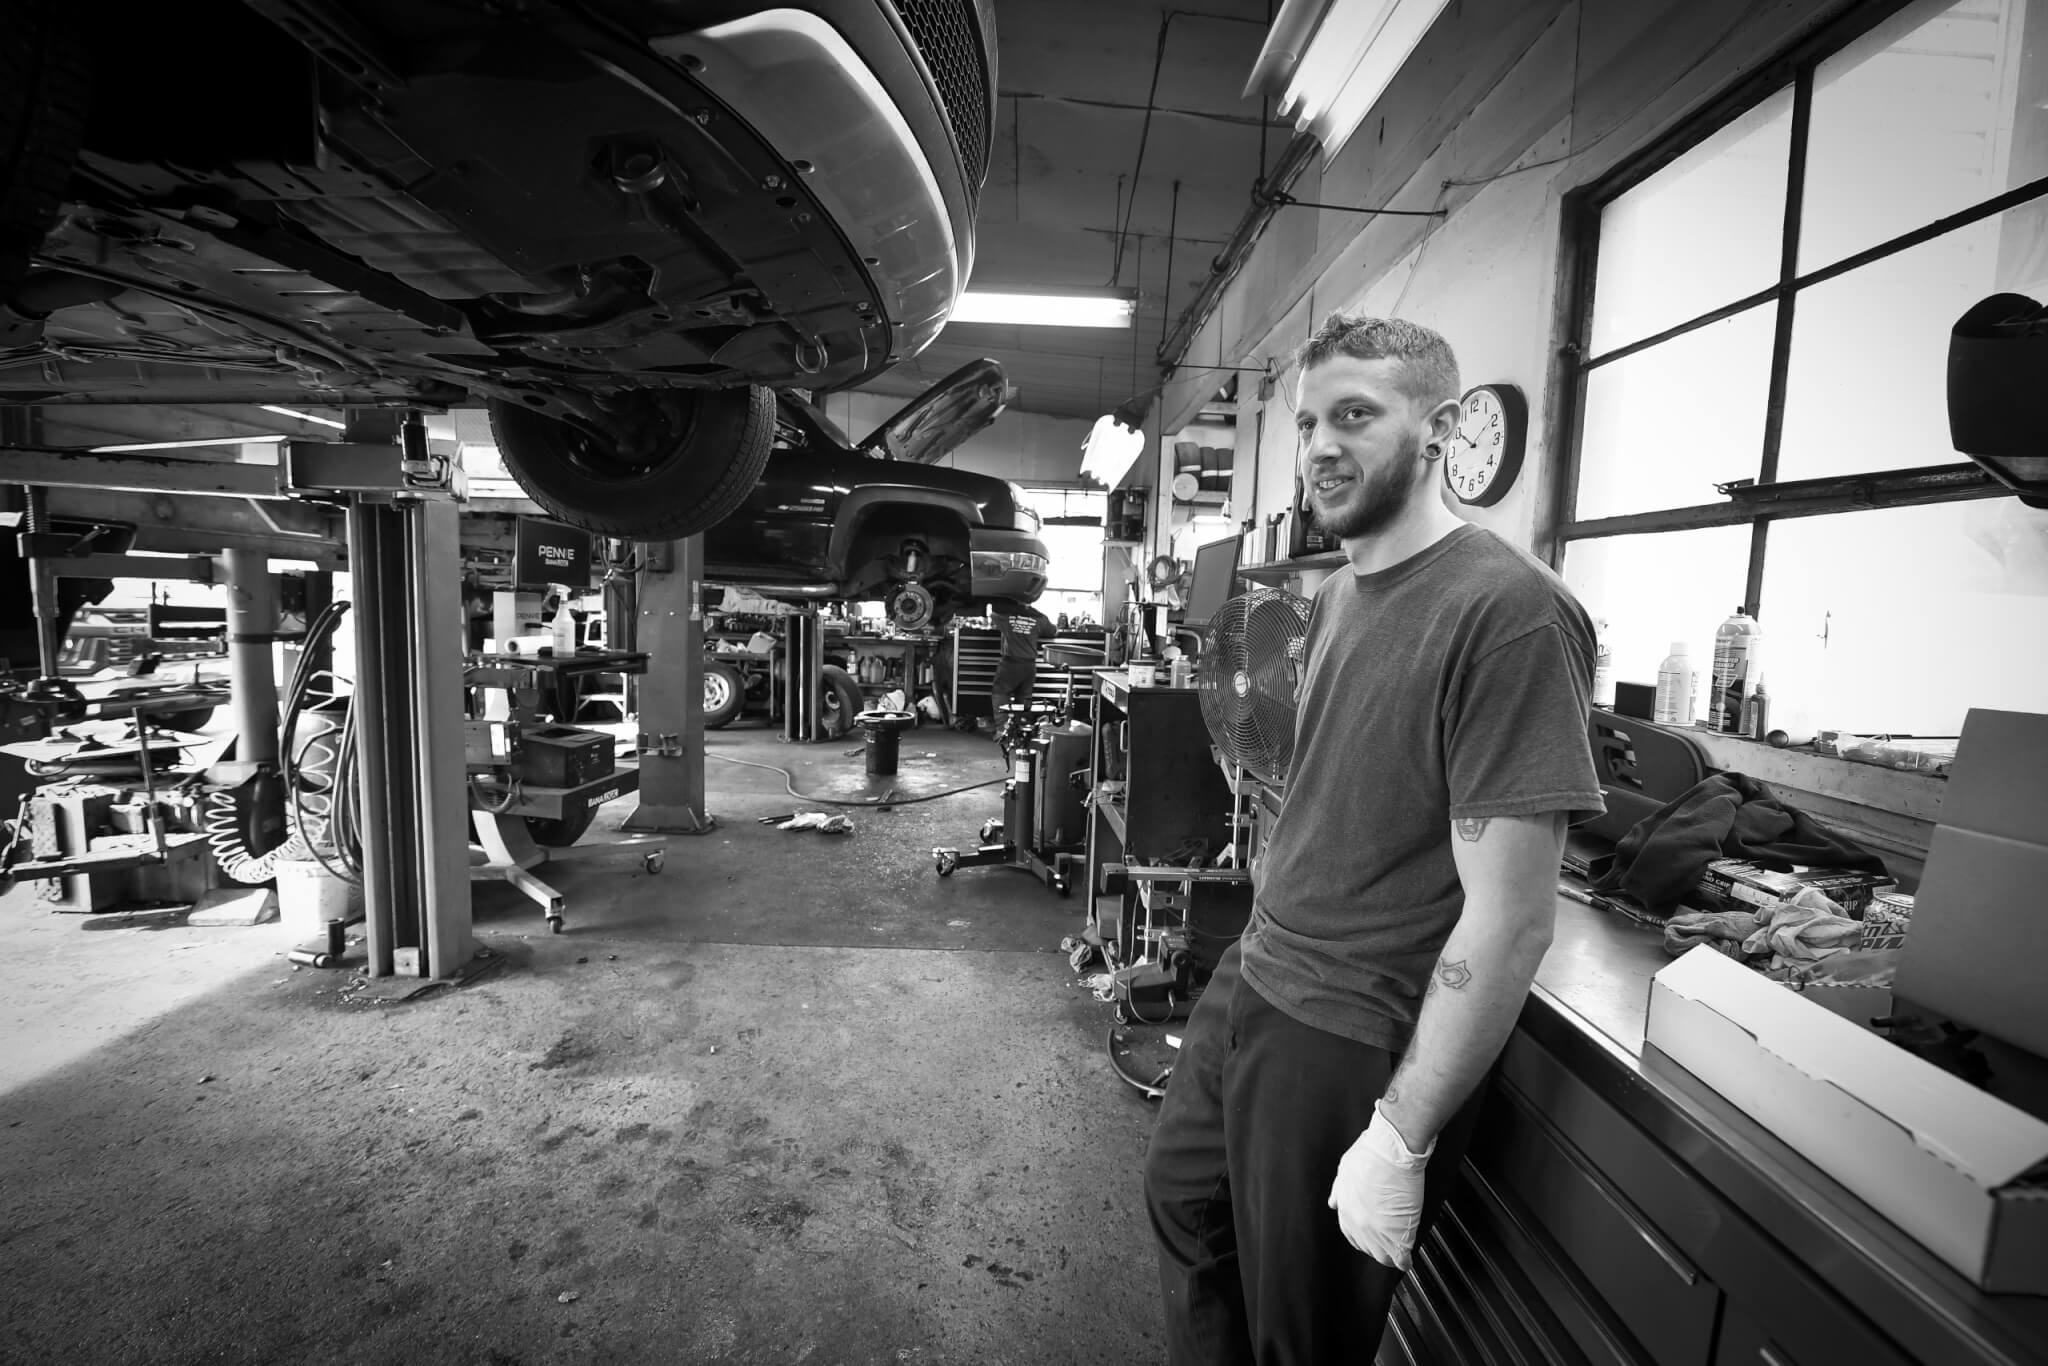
xmin=1800 ymin=0 xmax=2048 ymax=273
xmin=1561 ymin=526 xmax=1754 ymax=693
xmin=1779 ymin=211 xmax=2031 ymax=481
xmin=1759 ymin=499 xmax=2048 ymax=734
xmin=1589 ymin=90 xmax=1792 ymax=354
xmin=1575 ymin=306 xmax=1776 ymax=519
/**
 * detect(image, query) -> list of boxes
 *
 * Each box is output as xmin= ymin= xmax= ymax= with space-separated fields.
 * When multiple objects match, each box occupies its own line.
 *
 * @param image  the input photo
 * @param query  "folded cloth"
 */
xmin=1744 ymin=887 xmax=1864 ymax=964
xmin=1595 ymin=771 xmax=1887 ymax=914
xmin=1661 ymin=909 xmax=1759 ymax=957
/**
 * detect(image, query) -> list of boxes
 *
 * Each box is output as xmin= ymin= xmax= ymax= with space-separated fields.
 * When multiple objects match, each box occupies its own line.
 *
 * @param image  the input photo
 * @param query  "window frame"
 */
xmin=1545 ymin=0 xmax=2040 ymax=611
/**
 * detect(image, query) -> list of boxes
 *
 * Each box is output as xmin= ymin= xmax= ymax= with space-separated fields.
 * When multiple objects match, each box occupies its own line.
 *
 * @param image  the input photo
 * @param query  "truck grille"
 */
xmin=893 ymin=0 xmax=992 ymax=208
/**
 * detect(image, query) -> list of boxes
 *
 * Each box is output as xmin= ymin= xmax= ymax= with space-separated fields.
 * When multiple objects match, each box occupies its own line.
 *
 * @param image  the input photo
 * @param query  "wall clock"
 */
xmin=1445 ymin=383 xmax=1527 ymax=507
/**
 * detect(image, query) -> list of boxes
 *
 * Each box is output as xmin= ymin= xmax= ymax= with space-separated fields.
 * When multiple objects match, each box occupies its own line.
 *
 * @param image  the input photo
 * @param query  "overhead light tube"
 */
xmin=953 ymin=291 xmax=1136 ymax=328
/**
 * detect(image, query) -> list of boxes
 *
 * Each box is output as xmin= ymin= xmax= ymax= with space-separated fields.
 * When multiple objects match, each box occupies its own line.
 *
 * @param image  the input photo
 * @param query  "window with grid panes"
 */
xmin=1558 ymin=0 xmax=2048 ymax=738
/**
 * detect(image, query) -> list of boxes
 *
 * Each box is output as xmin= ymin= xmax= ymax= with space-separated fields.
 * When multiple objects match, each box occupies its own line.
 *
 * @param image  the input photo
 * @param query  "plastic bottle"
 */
xmin=551 ymin=600 xmax=577 ymax=654
xmin=1740 ymin=675 xmax=1769 ymax=739
xmin=1708 ymin=607 xmax=1761 ymax=733
xmin=1654 ymin=641 xmax=1694 ymax=725
xmin=1592 ymin=621 xmax=1614 ymax=708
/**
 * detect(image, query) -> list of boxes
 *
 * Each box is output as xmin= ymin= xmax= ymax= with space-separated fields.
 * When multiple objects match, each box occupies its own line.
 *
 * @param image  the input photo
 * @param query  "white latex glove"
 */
xmin=1327 ymin=1102 xmax=1434 ymax=1271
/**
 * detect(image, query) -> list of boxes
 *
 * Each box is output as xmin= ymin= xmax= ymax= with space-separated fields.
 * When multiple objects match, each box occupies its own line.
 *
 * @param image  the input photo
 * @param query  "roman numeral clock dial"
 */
xmin=1445 ymin=383 xmax=1528 ymax=508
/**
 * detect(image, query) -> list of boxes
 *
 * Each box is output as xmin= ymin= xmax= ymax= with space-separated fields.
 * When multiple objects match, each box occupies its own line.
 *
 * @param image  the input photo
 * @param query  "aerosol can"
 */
xmin=1708 ymin=607 xmax=1761 ymax=732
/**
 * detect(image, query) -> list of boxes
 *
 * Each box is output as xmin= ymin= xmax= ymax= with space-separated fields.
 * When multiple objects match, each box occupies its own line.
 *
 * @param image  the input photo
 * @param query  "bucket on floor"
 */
xmin=855 ymin=709 xmax=916 ymax=777
xmin=275 ymin=857 xmax=361 ymax=938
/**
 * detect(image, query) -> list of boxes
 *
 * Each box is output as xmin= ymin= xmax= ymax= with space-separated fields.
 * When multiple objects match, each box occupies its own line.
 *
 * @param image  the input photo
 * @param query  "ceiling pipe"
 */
xmin=1155 ymin=131 xmax=1319 ymax=375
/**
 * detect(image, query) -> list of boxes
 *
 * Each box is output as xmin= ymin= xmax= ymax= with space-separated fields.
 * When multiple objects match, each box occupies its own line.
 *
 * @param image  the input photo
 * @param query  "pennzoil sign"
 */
xmin=513 ymin=517 xmax=593 ymax=589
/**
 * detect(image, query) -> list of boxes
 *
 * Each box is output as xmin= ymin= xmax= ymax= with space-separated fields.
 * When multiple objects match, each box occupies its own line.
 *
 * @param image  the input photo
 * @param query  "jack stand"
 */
xmin=932 ymin=703 xmax=1080 ymax=895
xmin=471 ymin=809 xmax=566 ymax=933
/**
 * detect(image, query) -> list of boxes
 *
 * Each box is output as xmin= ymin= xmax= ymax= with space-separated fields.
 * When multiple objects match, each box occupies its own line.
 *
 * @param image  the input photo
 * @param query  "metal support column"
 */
xmin=18 ymin=486 xmax=63 ymax=682
xmin=623 ymin=535 xmax=711 ymax=833
xmin=345 ymin=495 xmax=474 ymax=978
xmin=219 ymin=547 xmax=279 ymax=770
xmin=783 ymin=611 xmax=822 ymax=742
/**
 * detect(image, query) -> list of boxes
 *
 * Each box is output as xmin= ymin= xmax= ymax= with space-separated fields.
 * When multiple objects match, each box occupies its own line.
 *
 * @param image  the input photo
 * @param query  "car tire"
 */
xmin=0 ymin=0 xmax=89 ymax=300
xmin=487 ymin=386 xmax=774 ymax=540
xmin=525 ymin=805 xmax=597 ymax=848
xmin=818 ymin=664 xmax=862 ymax=740
xmin=702 ymin=660 xmax=745 ymax=729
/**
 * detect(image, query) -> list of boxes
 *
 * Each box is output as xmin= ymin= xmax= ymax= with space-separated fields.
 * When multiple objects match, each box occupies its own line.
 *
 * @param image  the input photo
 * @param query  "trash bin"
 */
xmin=855 ymin=709 xmax=917 ymax=777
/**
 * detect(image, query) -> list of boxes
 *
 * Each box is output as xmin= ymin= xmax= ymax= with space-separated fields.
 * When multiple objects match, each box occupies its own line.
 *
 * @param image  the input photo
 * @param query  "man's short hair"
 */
xmin=1292 ymin=313 xmax=1460 ymax=410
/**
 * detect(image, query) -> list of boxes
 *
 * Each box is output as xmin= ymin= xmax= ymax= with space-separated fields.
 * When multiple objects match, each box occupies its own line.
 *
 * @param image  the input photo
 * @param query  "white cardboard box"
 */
xmin=1646 ymin=946 xmax=2048 ymax=1294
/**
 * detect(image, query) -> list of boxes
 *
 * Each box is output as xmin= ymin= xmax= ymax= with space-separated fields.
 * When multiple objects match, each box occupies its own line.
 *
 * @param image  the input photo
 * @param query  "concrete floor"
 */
xmin=0 ymin=720 xmax=1167 ymax=1365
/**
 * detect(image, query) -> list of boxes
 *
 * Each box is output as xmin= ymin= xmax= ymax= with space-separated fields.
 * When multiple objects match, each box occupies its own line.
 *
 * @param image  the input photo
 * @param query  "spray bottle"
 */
xmin=1708 ymin=607 xmax=1761 ymax=733
xmin=1654 ymin=641 xmax=1694 ymax=725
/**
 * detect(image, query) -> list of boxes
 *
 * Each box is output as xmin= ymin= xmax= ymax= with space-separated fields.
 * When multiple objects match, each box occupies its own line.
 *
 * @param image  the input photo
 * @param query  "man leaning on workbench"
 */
xmin=1143 ymin=313 xmax=1604 ymax=1364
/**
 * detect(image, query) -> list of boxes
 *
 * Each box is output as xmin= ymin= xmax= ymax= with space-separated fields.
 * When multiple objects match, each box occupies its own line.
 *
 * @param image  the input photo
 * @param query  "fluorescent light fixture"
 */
xmin=1080 ymin=413 xmax=1147 ymax=488
xmin=953 ymin=290 xmax=1134 ymax=328
xmin=259 ymin=404 xmax=348 ymax=430
xmin=1273 ymin=0 xmax=1452 ymax=161
xmin=89 ymin=436 xmax=286 ymax=453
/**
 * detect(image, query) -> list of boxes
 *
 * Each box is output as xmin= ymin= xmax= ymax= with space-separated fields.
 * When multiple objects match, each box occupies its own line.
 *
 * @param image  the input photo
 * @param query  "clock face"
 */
xmin=1445 ymin=384 xmax=1526 ymax=507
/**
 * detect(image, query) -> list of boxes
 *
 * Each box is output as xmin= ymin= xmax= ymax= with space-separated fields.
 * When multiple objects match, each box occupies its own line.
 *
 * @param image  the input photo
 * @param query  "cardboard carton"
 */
xmin=1648 ymin=708 xmax=2048 ymax=1292
xmin=1694 ymin=859 xmax=1894 ymax=917
xmin=1893 ymin=708 xmax=2048 ymax=1059
xmin=1647 ymin=946 xmax=2048 ymax=1293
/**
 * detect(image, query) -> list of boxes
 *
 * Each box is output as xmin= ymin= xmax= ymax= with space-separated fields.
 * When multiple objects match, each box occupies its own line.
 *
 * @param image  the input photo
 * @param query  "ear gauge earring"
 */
xmin=1425 ymin=443 xmax=1445 ymax=462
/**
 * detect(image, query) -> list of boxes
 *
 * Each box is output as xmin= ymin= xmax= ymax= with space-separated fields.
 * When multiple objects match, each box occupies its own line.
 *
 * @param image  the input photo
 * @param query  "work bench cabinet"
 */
xmin=1385 ymin=903 xmax=2048 ymax=1366
xmin=1082 ymin=672 xmax=1242 ymax=969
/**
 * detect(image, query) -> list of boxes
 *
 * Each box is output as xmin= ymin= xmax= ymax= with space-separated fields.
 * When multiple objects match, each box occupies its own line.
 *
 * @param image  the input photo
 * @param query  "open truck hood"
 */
xmin=857 ymin=358 xmax=1009 ymax=464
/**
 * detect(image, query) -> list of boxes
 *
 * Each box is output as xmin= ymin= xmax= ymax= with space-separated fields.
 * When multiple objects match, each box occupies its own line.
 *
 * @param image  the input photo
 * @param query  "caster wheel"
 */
xmin=978 ymin=819 xmax=1002 ymax=843
xmin=1113 ymin=1001 xmax=1132 ymax=1025
xmin=934 ymin=850 xmax=958 ymax=877
xmin=547 ymin=915 xmax=564 ymax=934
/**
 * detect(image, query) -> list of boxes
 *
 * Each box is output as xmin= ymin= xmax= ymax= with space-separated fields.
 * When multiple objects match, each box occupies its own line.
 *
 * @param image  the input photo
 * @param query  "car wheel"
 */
xmin=0 ymin=0 xmax=89 ymax=300
xmin=525 ymin=804 xmax=597 ymax=848
xmin=818 ymin=664 xmax=862 ymax=740
xmin=702 ymin=660 xmax=745 ymax=729
xmin=487 ymin=386 xmax=773 ymax=539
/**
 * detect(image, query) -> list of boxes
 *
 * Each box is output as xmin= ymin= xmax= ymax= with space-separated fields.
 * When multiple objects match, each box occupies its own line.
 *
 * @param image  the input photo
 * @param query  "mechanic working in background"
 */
xmin=1143 ymin=314 xmax=1604 ymax=1364
xmin=987 ymin=596 xmax=1054 ymax=713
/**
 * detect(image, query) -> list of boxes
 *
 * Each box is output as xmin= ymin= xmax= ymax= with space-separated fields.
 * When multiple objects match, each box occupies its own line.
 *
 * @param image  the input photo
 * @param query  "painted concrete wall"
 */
xmin=1161 ymin=0 xmax=1861 ymax=558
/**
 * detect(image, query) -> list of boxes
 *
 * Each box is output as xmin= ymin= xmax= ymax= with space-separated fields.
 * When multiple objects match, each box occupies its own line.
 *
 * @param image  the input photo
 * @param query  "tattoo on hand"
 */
xmin=1454 ymin=817 xmax=1489 ymax=842
xmin=1435 ymin=958 xmax=1473 ymax=991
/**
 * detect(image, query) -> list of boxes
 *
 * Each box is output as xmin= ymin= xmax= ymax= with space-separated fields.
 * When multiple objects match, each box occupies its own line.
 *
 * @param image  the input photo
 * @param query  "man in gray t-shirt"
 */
xmin=1144 ymin=315 xmax=1602 ymax=1365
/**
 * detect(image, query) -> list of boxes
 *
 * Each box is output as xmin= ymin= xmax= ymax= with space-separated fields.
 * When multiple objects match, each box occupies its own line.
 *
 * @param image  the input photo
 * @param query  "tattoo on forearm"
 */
xmin=1454 ymin=817 xmax=1489 ymax=842
xmin=1435 ymin=958 xmax=1473 ymax=992
xmin=1382 ymin=1083 xmax=1401 ymax=1106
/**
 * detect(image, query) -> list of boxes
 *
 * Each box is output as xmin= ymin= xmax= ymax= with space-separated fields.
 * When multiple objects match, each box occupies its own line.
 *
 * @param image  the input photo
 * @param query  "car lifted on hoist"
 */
xmin=0 ymin=0 xmax=997 ymax=540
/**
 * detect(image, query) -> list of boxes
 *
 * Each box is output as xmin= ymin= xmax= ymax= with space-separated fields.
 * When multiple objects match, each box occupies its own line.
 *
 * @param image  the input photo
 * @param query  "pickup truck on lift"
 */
xmin=703 ymin=357 xmax=1049 ymax=632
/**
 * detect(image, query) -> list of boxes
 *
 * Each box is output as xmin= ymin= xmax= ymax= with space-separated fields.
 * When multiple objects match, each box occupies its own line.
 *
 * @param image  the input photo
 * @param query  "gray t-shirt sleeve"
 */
xmin=1443 ymin=621 xmax=1605 ymax=822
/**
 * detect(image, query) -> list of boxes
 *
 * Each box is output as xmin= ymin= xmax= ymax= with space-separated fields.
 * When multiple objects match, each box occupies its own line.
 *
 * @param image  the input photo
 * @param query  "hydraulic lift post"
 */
xmin=622 ymin=534 xmax=712 ymax=834
xmin=310 ymin=412 xmax=473 ymax=978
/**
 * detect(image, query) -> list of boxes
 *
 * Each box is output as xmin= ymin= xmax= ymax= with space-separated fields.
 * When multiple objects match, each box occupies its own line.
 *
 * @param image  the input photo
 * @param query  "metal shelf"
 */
xmin=1237 ymin=551 xmax=1345 ymax=585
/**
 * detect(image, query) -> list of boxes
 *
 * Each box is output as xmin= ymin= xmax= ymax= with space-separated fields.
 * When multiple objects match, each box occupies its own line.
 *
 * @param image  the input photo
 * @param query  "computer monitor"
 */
xmin=1181 ymin=535 xmax=1243 ymax=635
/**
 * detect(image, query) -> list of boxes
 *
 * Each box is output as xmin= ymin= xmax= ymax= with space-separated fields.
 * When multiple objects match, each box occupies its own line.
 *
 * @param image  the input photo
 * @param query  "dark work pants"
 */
xmin=991 ymin=659 xmax=1036 ymax=711
xmin=1143 ymin=941 xmax=1481 ymax=1366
